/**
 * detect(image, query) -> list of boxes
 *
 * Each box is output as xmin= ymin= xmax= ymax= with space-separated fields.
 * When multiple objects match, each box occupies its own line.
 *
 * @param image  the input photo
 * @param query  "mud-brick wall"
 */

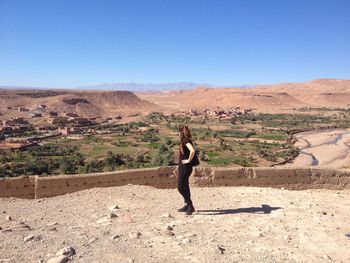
xmin=0 ymin=176 xmax=36 ymax=198
xmin=34 ymin=166 xmax=177 ymax=198
xmin=205 ymin=167 xmax=312 ymax=189
xmin=1 ymin=166 xmax=350 ymax=199
xmin=191 ymin=167 xmax=350 ymax=190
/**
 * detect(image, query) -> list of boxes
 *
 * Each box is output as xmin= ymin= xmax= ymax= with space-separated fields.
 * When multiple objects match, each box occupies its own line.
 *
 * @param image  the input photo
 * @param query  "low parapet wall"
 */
xmin=0 ymin=166 xmax=349 ymax=199
xmin=194 ymin=167 xmax=350 ymax=190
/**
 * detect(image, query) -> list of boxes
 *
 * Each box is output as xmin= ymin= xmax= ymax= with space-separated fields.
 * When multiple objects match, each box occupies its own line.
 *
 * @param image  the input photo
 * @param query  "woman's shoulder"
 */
xmin=184 ymin=137 xmax=193 ymax=145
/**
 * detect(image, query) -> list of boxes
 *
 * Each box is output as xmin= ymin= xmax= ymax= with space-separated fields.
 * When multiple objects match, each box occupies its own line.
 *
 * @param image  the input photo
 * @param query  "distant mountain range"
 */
xmin=78 ymin=82 xmax=210 ymax=92
xmin=0 ymin=82 xmax=253 ymax=92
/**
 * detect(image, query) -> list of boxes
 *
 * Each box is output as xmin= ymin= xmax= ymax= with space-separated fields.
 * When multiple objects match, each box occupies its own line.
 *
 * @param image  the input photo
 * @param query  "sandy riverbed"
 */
xmin=286 ymin=129 xmax=350 ymax=169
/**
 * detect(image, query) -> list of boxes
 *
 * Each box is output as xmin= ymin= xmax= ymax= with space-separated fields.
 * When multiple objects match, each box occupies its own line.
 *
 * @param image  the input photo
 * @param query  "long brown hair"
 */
xmin=179 ymin=124 xmax=193 ymax=155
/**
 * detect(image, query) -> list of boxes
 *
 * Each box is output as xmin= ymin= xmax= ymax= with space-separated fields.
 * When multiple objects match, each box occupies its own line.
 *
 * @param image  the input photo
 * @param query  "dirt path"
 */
xmin=1 ymin=185 xmax=349 ymax=263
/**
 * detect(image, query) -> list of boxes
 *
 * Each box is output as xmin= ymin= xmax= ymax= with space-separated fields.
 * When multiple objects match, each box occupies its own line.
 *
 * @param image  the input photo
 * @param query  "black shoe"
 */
xmin=185 ymin=205 xmax=195 ymax=215
xmin=177 ymin=204 xmax=188 ymax=212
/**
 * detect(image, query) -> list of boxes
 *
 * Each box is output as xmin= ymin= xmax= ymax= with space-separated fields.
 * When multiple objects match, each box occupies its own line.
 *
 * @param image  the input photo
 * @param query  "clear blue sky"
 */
xmin=0 ymin=0 xmax=349 ymax=87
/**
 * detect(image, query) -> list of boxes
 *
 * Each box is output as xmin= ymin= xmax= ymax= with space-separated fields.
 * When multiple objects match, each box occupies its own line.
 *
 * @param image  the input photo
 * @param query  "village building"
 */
xmin=30 ymin=113 xmax=42 ymax=118
xmin=49 ymin=111 xmax=58 ymax=117
xmin=48 ymin=117 xmax=69 ymax=126
xmin=3 ymin=117 xmax=28 ymax=126
xmin=18 ymin=107 xmax=29 ymax=112
xmin=73 ymin=117 xmax=94 ymax=127
xmin=30 ymin=104 xmax=47 ymax=112
xmin=60 ymin=126 xmax=78 ymax=135
xmin=0 ymin=126 xmax=13 ymax=134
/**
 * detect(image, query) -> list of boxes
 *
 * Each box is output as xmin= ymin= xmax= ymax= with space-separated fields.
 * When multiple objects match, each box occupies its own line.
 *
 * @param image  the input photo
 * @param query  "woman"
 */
xmin=177 ymin=125 xmax=196 ymax=215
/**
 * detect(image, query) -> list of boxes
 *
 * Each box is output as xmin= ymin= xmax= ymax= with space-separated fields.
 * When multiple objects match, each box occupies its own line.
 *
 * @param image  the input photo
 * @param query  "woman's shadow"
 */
xmin=197 ymin=204 xmax=282 ymax=215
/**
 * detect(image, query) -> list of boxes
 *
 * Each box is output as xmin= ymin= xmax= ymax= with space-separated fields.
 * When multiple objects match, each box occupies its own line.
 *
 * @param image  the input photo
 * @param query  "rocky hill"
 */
xmin=0 ymin=89 xmax=163 ymax=118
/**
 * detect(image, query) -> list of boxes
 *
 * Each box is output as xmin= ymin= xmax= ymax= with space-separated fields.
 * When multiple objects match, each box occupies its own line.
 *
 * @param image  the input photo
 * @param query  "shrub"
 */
xmin=151 ymin=144 xmax=174 ymax=166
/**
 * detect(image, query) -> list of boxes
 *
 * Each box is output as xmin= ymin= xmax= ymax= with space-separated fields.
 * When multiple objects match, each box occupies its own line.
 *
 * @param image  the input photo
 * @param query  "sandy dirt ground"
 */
xmin=287 ymin=129 xmax=350 ymax=169
xmin=1 ymin=185 xmax=349 ymax=263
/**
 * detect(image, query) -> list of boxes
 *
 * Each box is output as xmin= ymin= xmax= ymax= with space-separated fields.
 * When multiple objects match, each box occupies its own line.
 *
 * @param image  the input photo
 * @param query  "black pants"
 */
xmin=177 ymin=163 xmax=193 ymax=206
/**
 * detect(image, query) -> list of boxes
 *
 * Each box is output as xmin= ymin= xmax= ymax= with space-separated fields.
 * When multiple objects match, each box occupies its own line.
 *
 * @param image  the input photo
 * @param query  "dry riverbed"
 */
xmin=287 ymin=129 xmax=350 ymax=169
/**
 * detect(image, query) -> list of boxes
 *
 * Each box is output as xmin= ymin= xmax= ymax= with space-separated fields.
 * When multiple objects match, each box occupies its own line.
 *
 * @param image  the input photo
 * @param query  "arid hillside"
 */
xmin=1 ymin=79 xmax=350 ymax=118
xmin=252 ymin=79 xmax=350 ymax=108
xmin=137 ymin=79 xmax=350 ymax=112
xmin=253 ymin=79 xmax=350 ymax=93
xmin=0 ymin=89 xmax=164 ymax=118
xmin=138 ymin=88 xmax=306 ymax=111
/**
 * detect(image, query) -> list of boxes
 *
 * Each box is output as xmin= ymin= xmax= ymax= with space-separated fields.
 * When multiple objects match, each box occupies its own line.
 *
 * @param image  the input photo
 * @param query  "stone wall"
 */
xmin=1 ymin=166 xmax=349 ymax=199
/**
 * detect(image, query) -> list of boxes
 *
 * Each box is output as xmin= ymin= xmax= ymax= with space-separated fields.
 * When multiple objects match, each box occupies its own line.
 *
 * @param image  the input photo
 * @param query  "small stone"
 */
xmin=89 ymin=237 xmax=98 ymax=243
xmin=24 ymin=234 xmax=35 ymax=242
xmin=129 ymin=232 xmax=142 ymax=239
xmin=322 ymin=211 xmax=327 ymax=215
xmin=181 ymin=238 xmax=191 ymax=244
xmin=284 ymin=235 xmax=292 ymax=241
xmin=56 ymin=246 xmax=76 ymax=257
xmin=109 ymin=205 xmax=120 ymax=210
xmin=24 ymin=234 xmax=41 ymax=242
xmin=6 ymin=215 xmax=12 ymax=221
xmin=111 ymin=234 xmax=121 ymax=240
xmin=108 ymin=212 xmax=118 ymax=219
xmin=166 ymin=231 xmax=175 ymax=236
xmin=166 ymin=225 xmax=173 ymax=231
xmin=322 ymin=255 xmax=331 ymax=260
xmin=217 ymin=245 xmax=226 ymax=254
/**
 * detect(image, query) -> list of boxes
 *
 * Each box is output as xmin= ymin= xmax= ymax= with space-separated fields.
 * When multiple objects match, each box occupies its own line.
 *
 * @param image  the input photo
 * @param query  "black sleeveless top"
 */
xmin=179 ymin=138 xmax=193 ymax=161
